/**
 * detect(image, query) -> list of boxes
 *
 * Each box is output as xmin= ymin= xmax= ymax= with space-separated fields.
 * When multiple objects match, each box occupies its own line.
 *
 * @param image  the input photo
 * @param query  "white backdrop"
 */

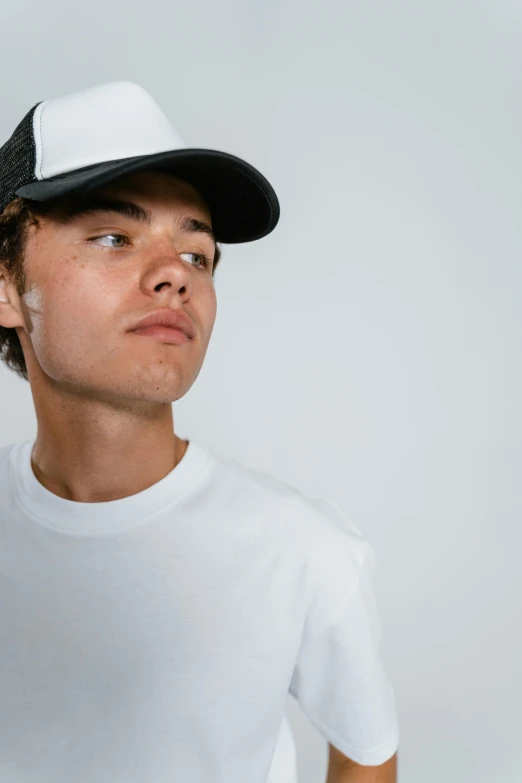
xmin=1 ymin=2 xmax=521 ymax=781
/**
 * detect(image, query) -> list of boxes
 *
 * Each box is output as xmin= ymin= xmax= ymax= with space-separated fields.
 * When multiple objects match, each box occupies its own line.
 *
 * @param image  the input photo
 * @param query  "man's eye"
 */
xmin=89 ymin=234 xmax=128 ymax=248
xmin=179 ymin=252 xmax=211 ymax=270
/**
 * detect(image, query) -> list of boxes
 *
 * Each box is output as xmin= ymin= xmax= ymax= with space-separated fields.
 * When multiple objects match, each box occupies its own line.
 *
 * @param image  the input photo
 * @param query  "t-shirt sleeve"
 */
xmin=288 ymin=498 xmax=400 ymax=767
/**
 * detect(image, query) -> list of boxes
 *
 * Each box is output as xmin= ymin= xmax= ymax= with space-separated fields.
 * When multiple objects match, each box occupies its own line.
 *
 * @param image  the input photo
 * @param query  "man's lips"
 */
xmin=129 ymin=308 xmax=195 ymax=339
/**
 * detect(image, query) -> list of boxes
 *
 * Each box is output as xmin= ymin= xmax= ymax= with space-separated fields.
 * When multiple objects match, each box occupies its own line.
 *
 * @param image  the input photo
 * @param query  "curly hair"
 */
xmin=0 ymin=196 xmax=222 ymax=382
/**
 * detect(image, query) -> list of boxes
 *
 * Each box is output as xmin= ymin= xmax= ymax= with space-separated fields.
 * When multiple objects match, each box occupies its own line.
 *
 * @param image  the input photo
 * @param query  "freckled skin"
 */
xmin=17 ymin=172 xmax=217 ymax=408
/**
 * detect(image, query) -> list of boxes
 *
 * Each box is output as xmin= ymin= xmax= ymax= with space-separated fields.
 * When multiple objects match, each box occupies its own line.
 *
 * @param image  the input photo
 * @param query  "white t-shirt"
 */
xmin=0 ymin=437 xmax=399 ymax=783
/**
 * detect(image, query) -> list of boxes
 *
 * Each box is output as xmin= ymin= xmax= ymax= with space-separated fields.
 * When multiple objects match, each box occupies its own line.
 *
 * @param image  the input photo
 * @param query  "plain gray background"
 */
xmin=1 ymin=1 xmax=521 ymax=781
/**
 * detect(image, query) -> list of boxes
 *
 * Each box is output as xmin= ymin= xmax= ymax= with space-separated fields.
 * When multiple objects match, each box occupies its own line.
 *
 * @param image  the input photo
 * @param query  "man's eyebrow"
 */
xmin=178 ymin=216 xmax=216 ymax=245
xmin=54 ymin=197 xmax=216 ymax=245
xmin=55 ymin=197 xmax=153 ymax=226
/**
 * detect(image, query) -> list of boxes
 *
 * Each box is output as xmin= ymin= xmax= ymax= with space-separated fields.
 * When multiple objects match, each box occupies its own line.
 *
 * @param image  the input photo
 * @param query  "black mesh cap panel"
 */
xmin=0 ymin=102 xmax=40 ymax=215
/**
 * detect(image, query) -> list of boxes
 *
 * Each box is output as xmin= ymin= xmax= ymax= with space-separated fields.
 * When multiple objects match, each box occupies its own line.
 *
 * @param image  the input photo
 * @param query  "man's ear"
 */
xmin=0 ymin=270 xmax=24 ymax=329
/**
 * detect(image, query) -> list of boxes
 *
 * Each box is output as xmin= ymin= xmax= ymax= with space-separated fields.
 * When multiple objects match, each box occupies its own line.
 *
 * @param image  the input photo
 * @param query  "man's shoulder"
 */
xmin=207 ymin=444 xmax=368 ymax=557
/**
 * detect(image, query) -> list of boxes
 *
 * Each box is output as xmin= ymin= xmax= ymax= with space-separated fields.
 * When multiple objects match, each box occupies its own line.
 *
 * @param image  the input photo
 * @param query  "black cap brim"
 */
xmin=15 ymin=148 xmax=279 ymax=244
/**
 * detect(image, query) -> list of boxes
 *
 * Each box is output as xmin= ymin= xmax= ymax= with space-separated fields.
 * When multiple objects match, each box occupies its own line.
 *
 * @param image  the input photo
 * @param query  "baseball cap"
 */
xmin=0 ymin=81 xmax=280 ymax=243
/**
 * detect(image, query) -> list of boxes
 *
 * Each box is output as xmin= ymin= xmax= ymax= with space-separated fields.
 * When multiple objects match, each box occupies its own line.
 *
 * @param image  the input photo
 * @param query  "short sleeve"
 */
xmin=288 ymin=499 xmax=400 ymax=766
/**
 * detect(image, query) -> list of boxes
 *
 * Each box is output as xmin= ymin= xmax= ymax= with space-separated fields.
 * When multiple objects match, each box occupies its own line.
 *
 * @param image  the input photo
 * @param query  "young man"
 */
xmin=0 ymin=82 xmax=399 ymax=782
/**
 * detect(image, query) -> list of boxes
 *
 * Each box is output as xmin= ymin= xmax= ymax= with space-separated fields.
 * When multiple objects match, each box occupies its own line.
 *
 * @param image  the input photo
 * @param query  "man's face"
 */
xmin=14 ymin=170 xmax=218 ymax=406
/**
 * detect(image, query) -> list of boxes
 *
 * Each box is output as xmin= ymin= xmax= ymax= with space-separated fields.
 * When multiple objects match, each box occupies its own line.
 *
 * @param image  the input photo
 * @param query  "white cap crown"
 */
xmin=33 ymin=81 xmax=186 ymax=180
